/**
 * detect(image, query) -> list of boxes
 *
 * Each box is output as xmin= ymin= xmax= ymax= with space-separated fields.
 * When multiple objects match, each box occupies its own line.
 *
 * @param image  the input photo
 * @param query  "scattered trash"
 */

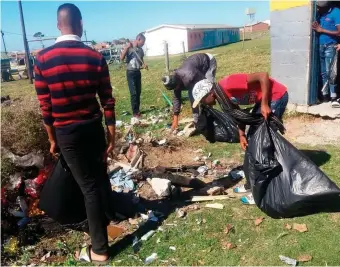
xmin=276 ymin=232 xmax=289 ymax=239
xmin=109 ymin=169 xmax=135 ymax=193
xmin=141 ymin=230 xmax=156 ymax=241
xmin=1 ymin=148 xmax=44 ymax=169
xmin=156 ymin=238 xmax=161 ymax=244
xmin=8 ymin=209 xmax=25 ymax=218
xmin=189 ymin=195 xmax=229 ymax=202
xmin=128 ymin=218 xmax=139 ymax=225
xmin=148 ymin=178 xmax=171 ymax=197
xmin=107 ymin=225 xmax=125 ymax=241
xmin=202 ymin=219 xmax=207 ymax=224
xmin=131 ymin=117 xmax=140 ymax=125
xmin=116 ymin=120 xmax=123 ymax=128
xmin=230 ymin=169 xmax=245 ymax=180
xmin=285 ymin=223 xmax=292 ymax=230
xmin=254 ymin=217 xmax=265 ymax=226
xmin=224 ymin=224 xmax=234 ymax=234
xmin=158 ymin=139 xmax=167 ymax=146
xmin=169 ymin=246 xmax=176 ymax=251
xmin=212 ymin=160 xmax=220 ymax=167
xmin=177 ymin=209 xmax=186 ymax=218
xmin=17 ymin=217 xmax=30 ymax=228
xmin=207 ymin=186 xmax=224 ymax=196
xmin=40 ymin=251 xmax=51 ymax=262
xmin=297 ymin=254 xmax=312 ymax=262
xmin=194 ymin=149 xmax=204 ymax=154
xmin=183 ymin=122 xmax=196 ymax=137
xmin=145 ymin=253 xmax=158 ymax=264
xmin=279 ymin=255 xmax=297 ymax=266
xmin=292 ymin=223 xmax=308 ymax=233
xmin=205 ymin=203 xmax=224 ymax=209
xmin=222 ymin=242 xmax=237 ymax=250
xmin=3 ymin=237 xmax=19 ymax=255
xmin=197 ymin=165 xmax=209 ymax=176
xmin=132 ymin=236 xmax=141 ymax=253
xmin=157 ymin=227 xmax=164 ymax=232
xmin=194 ymin=156 xmax=201 ymax=162
xmin=140 ymin=211 xmax=158 ymax=222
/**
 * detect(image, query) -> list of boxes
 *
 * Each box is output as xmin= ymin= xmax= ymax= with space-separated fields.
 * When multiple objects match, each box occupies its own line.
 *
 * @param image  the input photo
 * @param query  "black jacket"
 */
xmin=175 ymin=53 xmax=211 ymax=89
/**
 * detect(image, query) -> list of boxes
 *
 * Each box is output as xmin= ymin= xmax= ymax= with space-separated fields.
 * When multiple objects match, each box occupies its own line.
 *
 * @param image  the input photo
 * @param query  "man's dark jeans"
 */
xmin=127 ymin=70 xmax=142 ymax=115
xmin=56 ymin=120 xmax=112 ymax=255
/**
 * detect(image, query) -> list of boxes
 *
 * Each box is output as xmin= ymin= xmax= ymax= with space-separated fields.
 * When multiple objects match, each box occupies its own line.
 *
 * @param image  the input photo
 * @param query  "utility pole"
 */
xmin=84 ymin=30 xmax=88 ymax=42
xmin=18 ymin=0 xmax=33 ymax=83
xmin=1 ymin=30 xmax=8 ymax=54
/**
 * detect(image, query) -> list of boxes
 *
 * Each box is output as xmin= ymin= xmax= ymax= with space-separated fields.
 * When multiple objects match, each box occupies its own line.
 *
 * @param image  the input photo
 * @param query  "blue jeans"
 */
xmin=320 ymin=44 xmax=337 ymax=98
xmin=252 ymin=92 xmax=289 ymax=120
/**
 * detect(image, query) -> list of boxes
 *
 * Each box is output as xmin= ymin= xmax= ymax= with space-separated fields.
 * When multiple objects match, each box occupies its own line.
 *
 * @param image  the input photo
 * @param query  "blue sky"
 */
xmin=1 ymin=1 xmax=269 ymax=51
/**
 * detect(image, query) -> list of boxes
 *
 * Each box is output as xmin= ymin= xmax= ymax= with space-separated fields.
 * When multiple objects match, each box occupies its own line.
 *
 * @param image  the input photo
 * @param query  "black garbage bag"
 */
xmin=196 ymin=105 xmax=239 ymax=143
xmin=244 ymin=121 xmax=340 ymax=218
xmin=39 ymin=155 xmax=87 ymax=225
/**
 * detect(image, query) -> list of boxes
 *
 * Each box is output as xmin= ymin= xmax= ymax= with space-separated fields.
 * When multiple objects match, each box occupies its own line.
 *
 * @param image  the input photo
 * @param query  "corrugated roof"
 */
xmin=1 ymin=52 xmax=10 ymax=60
xmin=145 ymin=24 xmax=238 ymax=33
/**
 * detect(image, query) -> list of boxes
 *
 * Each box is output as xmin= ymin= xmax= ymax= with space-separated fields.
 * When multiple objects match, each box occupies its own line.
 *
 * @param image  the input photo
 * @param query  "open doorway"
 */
xmin=309 ymin=1 xmax=340 ymax=107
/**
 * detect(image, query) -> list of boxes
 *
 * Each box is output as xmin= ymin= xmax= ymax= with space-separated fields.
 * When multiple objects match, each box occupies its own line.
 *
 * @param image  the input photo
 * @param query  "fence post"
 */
xmin=181 ymin=41 xmax=186 ymax=57
xmin=242 ymin=25 xmax=245 ymax=50
xmin=164 ymin=41 xmax=169 ymax=74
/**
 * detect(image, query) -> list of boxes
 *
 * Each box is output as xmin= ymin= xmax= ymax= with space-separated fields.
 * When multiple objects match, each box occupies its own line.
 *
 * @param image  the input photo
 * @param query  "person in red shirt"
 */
xmin=192 ymin=72 xmax=288 ymax=204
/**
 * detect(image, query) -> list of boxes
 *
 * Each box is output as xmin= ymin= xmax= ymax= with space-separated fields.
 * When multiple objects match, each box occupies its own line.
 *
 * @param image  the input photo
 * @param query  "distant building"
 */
xmin=144 ymin=24 xmax=240 ymax=57
xmin=240 ymin=20 xmax=270 ymax=33
xmin=94 ymin=42 xmax=110 ymax=50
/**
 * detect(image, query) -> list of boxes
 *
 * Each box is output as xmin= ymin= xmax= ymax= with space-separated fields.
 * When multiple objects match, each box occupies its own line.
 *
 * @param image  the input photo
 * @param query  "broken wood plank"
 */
xmin=187 ymin=195 xmax=229 ymax=202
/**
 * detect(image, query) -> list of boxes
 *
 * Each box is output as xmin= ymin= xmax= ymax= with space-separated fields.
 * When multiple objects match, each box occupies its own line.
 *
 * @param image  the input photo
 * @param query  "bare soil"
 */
xmin=284 ymin=116 xmax=340 ymax=146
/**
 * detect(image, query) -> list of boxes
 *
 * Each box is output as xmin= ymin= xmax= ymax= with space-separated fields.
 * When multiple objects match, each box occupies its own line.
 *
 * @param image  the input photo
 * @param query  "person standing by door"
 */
xmin=312 ymin=0 xmax=340 ymax=107
xmin=34 ymin=3 xmax=115 ymax=264
xmin=120 ymin=34 xmax=148 ymax=119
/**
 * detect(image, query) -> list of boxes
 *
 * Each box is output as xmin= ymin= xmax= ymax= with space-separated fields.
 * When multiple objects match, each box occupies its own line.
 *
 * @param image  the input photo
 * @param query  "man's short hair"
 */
xmin=57 ymin=3 xmax=82 ymax=24
xmin=136 ymin=33 xmax=146 ymax=41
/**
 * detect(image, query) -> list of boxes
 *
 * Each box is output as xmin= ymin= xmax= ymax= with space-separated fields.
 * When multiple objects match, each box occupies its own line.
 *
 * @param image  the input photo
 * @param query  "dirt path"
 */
xmin=284 ymin=116 xmax=340 ymax=146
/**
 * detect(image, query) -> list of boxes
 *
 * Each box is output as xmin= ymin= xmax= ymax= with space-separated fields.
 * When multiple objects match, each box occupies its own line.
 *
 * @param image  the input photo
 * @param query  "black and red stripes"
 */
xmin=34 ymin=41 xmax=115 ymax=127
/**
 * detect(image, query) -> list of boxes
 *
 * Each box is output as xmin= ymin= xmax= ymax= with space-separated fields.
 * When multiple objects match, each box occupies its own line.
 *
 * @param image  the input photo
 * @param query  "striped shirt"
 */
xmin=34 ymin=35 xmax=115 ymax=128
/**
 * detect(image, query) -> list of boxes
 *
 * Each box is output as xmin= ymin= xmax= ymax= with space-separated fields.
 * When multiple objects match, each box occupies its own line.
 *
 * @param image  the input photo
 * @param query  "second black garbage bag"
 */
xmin=244 ymin=121 xmax=340 ymax=218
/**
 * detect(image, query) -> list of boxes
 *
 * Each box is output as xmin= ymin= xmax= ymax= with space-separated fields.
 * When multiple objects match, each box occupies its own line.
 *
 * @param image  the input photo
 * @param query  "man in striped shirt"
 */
xmin=34 ymin=3 xmax=114 ymax=264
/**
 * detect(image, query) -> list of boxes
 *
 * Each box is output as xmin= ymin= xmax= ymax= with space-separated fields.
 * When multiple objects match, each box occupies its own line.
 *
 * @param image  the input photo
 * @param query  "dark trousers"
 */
xmin=56 ymin=120 xmax=112 ymax=255
xmin=127 ymin=70 xmax=142 ymax=115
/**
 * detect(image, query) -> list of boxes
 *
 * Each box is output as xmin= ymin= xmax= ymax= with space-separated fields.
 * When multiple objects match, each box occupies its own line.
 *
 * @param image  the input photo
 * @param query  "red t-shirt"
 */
xmin=218 ymin=74 xmax=287 ymax=105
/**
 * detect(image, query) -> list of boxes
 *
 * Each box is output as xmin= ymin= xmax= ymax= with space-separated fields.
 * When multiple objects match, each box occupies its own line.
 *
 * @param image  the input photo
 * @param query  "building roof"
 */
xmin=145 ymin=24 xmax=238 ymax=33
xmin=243 ymin=20 xmax=270 ymax=27
xmin=1 ymin=52 xmax=10 ymax=60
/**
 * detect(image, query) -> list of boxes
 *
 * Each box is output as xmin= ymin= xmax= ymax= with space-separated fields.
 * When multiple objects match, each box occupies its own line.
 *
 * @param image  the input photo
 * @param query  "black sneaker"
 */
xmin=331 ymin=98 xmax=340 ymax=108
xmin=322 ymin=95 xmax=331 ymax=103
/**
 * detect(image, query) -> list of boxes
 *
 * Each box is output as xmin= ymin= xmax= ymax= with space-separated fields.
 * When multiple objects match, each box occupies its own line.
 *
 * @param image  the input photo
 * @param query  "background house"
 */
xmin=240 ymin=20 xmax=270 ymax=33
xmin=144 ymin=24 xmax=240 ymax=56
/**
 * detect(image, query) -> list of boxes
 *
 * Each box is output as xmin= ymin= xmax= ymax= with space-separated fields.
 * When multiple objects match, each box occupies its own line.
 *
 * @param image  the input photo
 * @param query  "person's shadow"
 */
xmin=300 ymin=149 xmax=331 ymax=167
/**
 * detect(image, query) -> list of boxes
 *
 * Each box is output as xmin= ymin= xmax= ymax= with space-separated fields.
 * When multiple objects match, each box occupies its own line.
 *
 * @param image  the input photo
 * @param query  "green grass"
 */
xmin=2 ymin=36 xmax=340 ymax=266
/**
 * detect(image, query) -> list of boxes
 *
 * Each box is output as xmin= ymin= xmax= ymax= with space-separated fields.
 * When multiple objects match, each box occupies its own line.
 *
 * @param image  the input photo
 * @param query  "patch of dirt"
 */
xmin=284 ymin=117 xmax=340 ymax=146
xmin=142 ymin=138 xmax=199 ymax=168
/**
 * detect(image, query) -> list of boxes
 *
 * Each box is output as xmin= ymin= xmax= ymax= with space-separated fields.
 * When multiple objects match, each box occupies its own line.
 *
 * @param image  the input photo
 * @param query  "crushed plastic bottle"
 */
xmin=145 ymin=253 xmax=158 ymax=264
xmin=279 ymin=255 xmax=297 ymax=266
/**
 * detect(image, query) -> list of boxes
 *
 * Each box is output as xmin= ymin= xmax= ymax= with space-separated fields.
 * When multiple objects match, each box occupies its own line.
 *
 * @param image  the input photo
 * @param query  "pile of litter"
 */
xmin=1 ymin=116 xmax=246 ymax=265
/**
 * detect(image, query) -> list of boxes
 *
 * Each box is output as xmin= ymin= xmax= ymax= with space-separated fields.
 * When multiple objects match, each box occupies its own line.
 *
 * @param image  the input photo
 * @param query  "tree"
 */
xmin=91 ymin=40 xmax=97 ymax=45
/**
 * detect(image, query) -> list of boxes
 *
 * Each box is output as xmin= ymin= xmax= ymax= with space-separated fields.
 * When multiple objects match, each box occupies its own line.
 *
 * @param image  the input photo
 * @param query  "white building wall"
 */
xmin=144 ymin=27 xmax=188 ymax=57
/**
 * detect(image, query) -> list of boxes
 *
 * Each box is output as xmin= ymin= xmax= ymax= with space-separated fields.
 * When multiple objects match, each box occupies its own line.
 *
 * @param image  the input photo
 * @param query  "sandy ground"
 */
xmin=284 ymin=116 xmax=340 ymax=146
